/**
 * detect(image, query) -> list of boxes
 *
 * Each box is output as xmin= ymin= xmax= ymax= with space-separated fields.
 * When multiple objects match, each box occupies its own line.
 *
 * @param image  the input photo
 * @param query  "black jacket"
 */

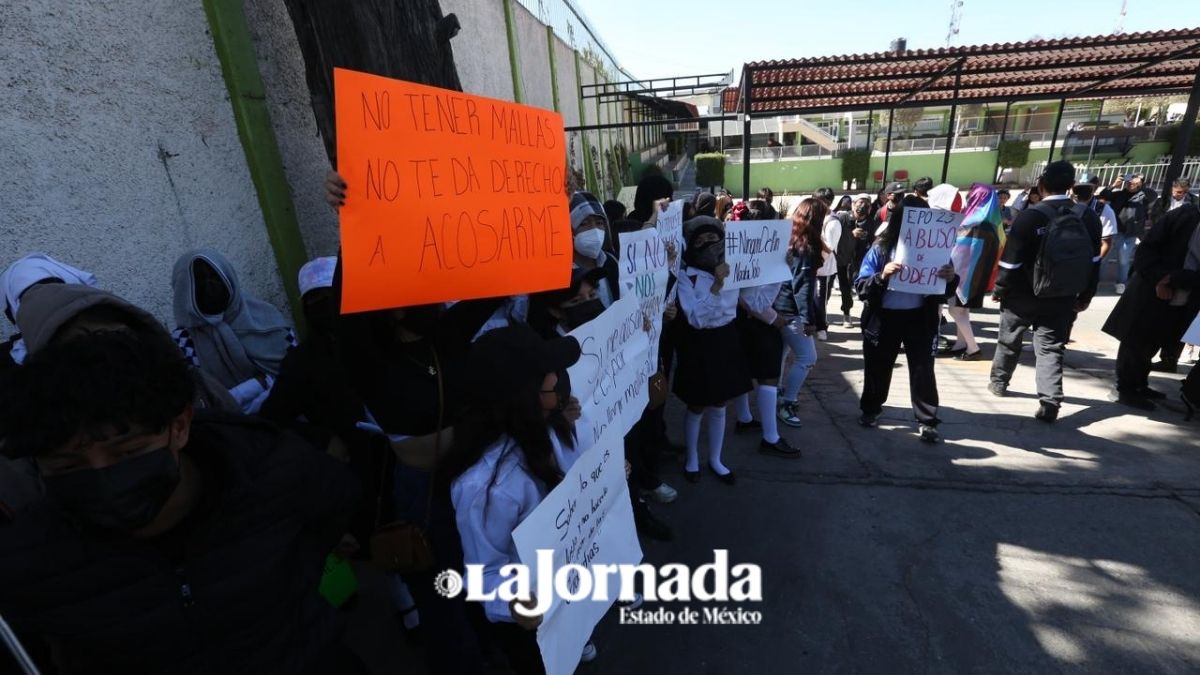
xmin=0 ymin=413 xmax=359 ymax=675
xmin=993 ymin=197 xmax=1103 ymax=307
xmin=1102 ymin=203 xmax=1200 ymax=342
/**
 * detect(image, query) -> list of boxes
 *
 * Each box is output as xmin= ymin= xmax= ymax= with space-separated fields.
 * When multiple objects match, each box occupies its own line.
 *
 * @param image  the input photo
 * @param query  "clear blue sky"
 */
xmin=576 ymin=0 xmax=1197 ymax=81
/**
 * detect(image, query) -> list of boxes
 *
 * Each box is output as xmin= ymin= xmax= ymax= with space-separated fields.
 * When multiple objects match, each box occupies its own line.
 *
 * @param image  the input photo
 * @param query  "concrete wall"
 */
xmin=0 ymin=0 xmax=285 ymax=337
xmin=440 ymin=0 xmax=513 ymax=102
xmin=512 ymin=3 xmax=554 ymax=111
xmin=243 ymin=0 xmax=341 ymax=260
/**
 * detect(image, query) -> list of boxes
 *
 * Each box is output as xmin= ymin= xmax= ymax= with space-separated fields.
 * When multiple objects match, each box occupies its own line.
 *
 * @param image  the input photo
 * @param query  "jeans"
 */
xmin=1113 ymin=234 xmax=1137 ymax=285
xmin=780 ymin=323 xmax=818 ymax=402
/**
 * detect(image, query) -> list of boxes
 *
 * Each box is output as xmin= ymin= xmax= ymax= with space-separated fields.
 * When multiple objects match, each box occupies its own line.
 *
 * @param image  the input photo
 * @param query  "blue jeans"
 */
xmin=1113 ymin=234 xmax=1137 ymax=285
xmin=781 ymin=324 xmax=818 ymax=402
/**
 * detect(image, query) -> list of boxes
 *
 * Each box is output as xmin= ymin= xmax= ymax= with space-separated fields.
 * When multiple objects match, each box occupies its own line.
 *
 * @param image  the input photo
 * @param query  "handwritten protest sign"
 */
xmin=618 ymin=228 xmax=669 ymax=377
xmin=334 ymin=68 xmax=572 ymax=312
xmin=722 ymin=219 xmax=792 ymax=291
xmin=891 ymin=207 xmax=965 ymax=295
xmin=512 ymin=424 xmax=642 ymax=675
xmin=567 ymin=294 xmax=651 ymax=444
xmin=655 ymin=200 xmax=684 ymax=304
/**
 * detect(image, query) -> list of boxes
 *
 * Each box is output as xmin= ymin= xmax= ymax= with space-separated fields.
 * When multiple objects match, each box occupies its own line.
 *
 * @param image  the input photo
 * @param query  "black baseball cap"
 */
xmin=887 ymin=182 xmax=906 ymax=194
xmin=464 ymin=323 xmax=581 ymax=403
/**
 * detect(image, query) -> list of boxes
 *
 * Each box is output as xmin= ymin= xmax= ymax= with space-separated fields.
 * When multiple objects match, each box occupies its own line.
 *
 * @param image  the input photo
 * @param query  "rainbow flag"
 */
xmin=950 ymin=183 xmax=1006 ymax=304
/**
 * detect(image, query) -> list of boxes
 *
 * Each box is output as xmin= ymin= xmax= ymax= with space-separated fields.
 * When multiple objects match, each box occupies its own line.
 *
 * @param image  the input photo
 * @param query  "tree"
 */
xmin=282 ymin=0 xmax=464 ymax=163
xmin=695 ymin=153 xmax=725 ymax=192
xmin=893 ymin=107 xmax=926 ymax=137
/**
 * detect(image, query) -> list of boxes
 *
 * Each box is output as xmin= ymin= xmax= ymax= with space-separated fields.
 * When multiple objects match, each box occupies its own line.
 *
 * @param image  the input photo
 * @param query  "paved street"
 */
xmin=595 ymin=290 xmax=1200 ymax=674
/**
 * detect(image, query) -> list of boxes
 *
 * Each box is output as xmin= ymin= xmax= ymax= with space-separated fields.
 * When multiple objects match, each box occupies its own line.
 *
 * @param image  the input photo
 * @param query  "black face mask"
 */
xmin=562 ymin=298 xmax=605 ymax=330
xmin=43 ymin=445 xmax=181 ymax=531
xmin=684 ymin=239 xmax=724 ymax=273
xmin=303 ymin=295 xmax=337 ymax=339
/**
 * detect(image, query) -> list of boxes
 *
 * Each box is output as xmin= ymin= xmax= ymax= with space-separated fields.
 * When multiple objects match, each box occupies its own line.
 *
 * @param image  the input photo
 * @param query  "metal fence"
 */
xmin=1020 ymin=157 xmax=1200 ymax=187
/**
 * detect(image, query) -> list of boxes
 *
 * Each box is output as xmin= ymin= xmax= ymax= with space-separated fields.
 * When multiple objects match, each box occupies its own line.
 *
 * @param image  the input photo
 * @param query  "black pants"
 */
xmin=1115 ymin=329 xmax=1161 ymax=393
xmin=626 ymin=409 xmax=662 ymax=491
xmin=990 ymin=297 xmax=1073 ymax=406
xmin=860 ymin=307 xmax=940 ymax=425
xmin=835 ymin=260 xmax=856 ymax=314
xmin=487 ymin=621 xmax=545 ymax=675
xmin=815 ymin=276 xmax=832 ymax=330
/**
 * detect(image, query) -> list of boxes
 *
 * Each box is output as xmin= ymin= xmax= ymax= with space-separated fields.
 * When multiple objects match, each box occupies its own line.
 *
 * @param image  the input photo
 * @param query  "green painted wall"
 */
xmin=725 ymin=151 xmax=1004 ymax=195
xmin=1128 ymin=141 xmax=1171 ymax=163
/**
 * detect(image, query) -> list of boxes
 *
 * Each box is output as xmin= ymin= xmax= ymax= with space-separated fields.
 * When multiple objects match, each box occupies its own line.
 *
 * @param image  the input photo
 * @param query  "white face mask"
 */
xmin=574 ymin=228 xmax=606 ymax=259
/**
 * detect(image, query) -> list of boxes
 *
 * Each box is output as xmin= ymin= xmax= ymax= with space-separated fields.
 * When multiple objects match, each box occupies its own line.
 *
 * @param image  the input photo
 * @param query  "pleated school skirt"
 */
xmin=672 ymin=320 xmax=753 ymax=408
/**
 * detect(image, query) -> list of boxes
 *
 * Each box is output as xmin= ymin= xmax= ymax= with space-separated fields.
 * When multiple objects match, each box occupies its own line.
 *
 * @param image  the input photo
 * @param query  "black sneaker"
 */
xmin=918 ymin=424 xmax=941 ymax=443
xmin=735 ymin=419 xmax=763 ymax=433
xmin=1034 ymin=402 xmax=1060 ymax=422
xmin=1138 ymin=387 xmax=1167 ymax=400
xmin=1111 ymin=390 xmax=1156 ymax=411
xmin=988 ymin=382 xmax=1008 ymax=397
xmin=759 ymin=437 xmax=802 ymax=458
xmin=957 ymin=349 xmax=983 ymax=362
xmin=858 ymin=413 xmax=879 ymax=428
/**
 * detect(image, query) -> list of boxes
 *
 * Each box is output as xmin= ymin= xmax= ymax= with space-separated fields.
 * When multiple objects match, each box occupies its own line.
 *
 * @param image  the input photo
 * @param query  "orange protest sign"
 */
xmin=334 ymin=68 xmax=572 ymax=313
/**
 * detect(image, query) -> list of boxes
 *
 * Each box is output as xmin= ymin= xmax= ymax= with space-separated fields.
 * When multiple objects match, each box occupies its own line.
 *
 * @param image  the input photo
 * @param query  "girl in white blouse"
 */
xmin=672 ymin=216 xmax=753 ymax=485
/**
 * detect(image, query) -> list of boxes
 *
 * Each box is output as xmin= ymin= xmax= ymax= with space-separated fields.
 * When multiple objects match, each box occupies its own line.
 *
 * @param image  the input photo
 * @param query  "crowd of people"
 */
xmin=0 ymin=157 xmax=1197 ymax=675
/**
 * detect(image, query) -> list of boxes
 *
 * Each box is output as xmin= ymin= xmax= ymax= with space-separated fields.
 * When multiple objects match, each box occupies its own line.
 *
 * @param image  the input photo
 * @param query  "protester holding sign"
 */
xmin=675 ymin=216 xmax=752 ymax=484
xmin=569 ymin=191 xmax=620 ymax=307
xmin=445 ymin=325 xmax=588 ymax=674
xmin=855 ymin=195 xmax=958 ymax=443
xmin=773 ymin=198 xmax=826 ymax=432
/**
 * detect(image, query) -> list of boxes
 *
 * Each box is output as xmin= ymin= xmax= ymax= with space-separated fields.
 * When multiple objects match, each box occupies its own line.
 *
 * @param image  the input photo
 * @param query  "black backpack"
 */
xmin=1030 ymin=202 xmax=1095 ymax=299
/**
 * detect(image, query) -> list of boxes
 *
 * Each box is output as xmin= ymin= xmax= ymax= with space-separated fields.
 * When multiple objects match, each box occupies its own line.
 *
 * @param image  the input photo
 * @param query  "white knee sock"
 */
xmin=757 ymin=385 xmax=780 ymax=443
xmin=949 ymin=306 xmax=978 ymax=352
xmin=733 ymin=392 xmax=754 ymax=423
xmin=705 ymin=406 xmax=729 ymax=475
xmin=684 ymin=410 xmax=703 ymax=472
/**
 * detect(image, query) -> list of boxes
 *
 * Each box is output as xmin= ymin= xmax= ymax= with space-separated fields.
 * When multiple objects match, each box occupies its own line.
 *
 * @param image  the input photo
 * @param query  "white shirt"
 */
xmin=739 ymin=283 xmax=781 ymax=325
xmin=1170 ymin=197 xmax=1187 ymax=212
xmin=818 ymin=215 xmax=842 ymax=277
xmin=1095 ymin=200 xmax=1118 ymax=239
xmin=677 ymin=266 xmax=739 ymax=329
xmin=451 ymin=432 xmax=571 ymax=623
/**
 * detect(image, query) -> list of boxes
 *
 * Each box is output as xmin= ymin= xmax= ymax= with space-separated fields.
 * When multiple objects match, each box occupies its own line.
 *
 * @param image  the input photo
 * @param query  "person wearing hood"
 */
xmin=628 ymin=173 xmax=675 ymax=224
xmin=0 ymin=252 xmax=98 ymax=371
xmin=694 ymin=191 xmax=717 ymax=218
xmin=855 ymin=194 xmax=959 ymax=443
xmin=569 ymin=191 xmax=620 ymax=307
xmin=171 ymin=248 xmax=297 ymax=414
xmin=674 ymin=216 xmax=752 ymax=485
xmin=0 ymin=285 xmax=362 ymax=675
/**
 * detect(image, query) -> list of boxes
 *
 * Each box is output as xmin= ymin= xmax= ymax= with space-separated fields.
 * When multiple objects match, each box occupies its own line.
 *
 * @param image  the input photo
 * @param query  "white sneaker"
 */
xmin=842 ymin=313 xmax=853 ymax=327
xmin=816 ymin=330 xmax=828 ymax=341
xmin=1115 ymin=283 xmax=1126 ymax=294
xmin=641 ymin=482 xmax=678 ymax=504
xmin=581 ymin=641 xmax=598 ymax=662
